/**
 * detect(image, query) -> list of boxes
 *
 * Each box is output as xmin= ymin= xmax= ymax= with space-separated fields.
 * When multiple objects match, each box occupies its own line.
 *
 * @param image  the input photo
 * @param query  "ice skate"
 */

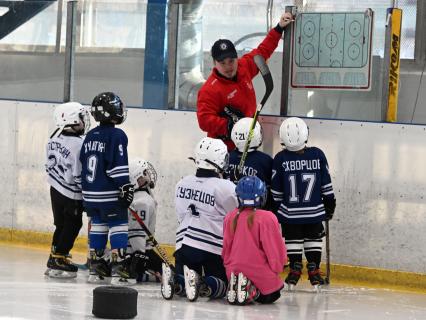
xmin=47 ymin=254 xmax=78 ymax=278
xmin=307 ymin=262 xmax=325 ymax=292
xmin=227 ymin=272 xmax=238 ymax=304
xmin=199 ymin=281 xmax=212 ymax=298
xmin=183 ymin=265 xmax=200 ymax=302
xmin=236 ymin=272 xmax=259 ymax=305
xmin=44 ymin=253 xmax=55 ymax=276
xmin=161 ymin=263 xmax=175 ymax=300
xmin=88 ymin=250 xmax=110 ymax=284
xmin=110 ymin=251 xmax=136 ymax=286
xmin=45 ymin=248 xmax=77 ymax=276
xmin=284 ymin=261 xmax=303 ymax=291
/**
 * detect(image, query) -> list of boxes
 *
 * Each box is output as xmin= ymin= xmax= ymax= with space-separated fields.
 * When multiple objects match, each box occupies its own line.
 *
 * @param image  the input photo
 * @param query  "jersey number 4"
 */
xmin=288 ymin=173 xmax=316 ymax=203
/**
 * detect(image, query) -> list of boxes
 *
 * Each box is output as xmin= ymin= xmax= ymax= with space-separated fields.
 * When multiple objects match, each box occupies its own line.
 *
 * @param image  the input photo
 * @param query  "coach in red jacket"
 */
xmin=196 ymin=12 xmax=294 ymax=151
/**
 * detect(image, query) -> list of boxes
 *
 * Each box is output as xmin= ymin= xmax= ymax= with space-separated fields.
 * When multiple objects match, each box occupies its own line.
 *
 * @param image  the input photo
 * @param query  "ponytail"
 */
xmin=231 ymin=208 xmax=256 ymax=233
xmin=231 ymin=209 xmax=241 ymax=233
xmin=247 ymin=208 xmax=256 ymax=228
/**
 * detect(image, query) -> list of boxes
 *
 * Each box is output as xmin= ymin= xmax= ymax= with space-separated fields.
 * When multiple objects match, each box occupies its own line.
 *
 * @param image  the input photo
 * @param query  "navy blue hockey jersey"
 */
xmin=80 ymin=124 xmax=130 ymax=209
xmin=271 ymin=147 xmax=335 ymax=224
xmin=226 ymin=150 xmax=273 ymax=186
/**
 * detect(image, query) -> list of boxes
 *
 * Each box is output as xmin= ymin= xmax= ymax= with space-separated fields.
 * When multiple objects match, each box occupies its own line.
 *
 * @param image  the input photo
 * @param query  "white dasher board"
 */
xmin=291 ymin=9 xmax=373 ymax=90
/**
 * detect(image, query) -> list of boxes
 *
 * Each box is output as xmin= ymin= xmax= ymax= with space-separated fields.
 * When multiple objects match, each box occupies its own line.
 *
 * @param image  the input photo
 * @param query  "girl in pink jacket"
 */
xmin=222 ymin=176 xmax=287 ymax=305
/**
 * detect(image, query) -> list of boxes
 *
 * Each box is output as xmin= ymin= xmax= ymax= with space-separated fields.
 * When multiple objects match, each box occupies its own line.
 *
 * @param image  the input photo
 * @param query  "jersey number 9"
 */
xmin=86 ymin=155 xmax=98 ymax=183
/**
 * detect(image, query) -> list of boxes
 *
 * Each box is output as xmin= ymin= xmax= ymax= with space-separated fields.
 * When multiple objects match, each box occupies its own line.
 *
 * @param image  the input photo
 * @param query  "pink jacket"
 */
xmin=222 ymin=208 xmax=287 ymax=295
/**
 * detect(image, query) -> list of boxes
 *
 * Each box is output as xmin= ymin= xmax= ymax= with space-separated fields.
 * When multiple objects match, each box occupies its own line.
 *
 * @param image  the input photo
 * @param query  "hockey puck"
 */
xmin=92 ymin=286 xmax=138 ymax=319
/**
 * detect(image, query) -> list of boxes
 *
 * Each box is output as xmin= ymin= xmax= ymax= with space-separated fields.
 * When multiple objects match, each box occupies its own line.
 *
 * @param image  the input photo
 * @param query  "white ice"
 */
xmin=0 ymin=244 xmax=425 ymax=320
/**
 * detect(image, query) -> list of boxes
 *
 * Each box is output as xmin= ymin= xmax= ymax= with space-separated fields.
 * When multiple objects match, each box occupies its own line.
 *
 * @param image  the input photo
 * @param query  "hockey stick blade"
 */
xmin=129 ymin=207 xmax=176 ymax=271
xmin=238 ymin=55 xmax=274 ymax=172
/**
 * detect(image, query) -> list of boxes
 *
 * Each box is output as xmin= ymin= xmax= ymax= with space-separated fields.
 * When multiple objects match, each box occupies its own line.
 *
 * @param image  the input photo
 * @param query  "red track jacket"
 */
xmin=197 ymin=28 xmax=283 ymax=150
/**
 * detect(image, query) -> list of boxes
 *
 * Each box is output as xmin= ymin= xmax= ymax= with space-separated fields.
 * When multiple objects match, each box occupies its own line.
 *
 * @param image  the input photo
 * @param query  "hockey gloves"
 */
xmin=220 ymin=105 xmax=245 ymax=139
xmin=130 ymin=251 xmax=148 ymax=277
xmin=323 ymin=197 xmax=336 ymax=221
xmin=119 ymin=183 xmax=135 ymax=207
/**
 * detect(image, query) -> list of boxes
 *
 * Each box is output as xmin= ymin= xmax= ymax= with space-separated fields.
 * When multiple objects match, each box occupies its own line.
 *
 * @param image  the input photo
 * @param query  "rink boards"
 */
xmin=0 ymin=100 xmax=425 ymax=276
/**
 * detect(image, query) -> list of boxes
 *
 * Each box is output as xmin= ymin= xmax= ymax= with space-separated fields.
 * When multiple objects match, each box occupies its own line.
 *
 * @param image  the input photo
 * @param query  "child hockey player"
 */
xmin=227 ymin=117 xmax=272 ymax=184
xmin=227 ymin=117 xmax=274 ymax=210
xmin=271 ymin=117 xmax=336 ymax=290
xmin=222 ymin=176 xmax=287 ymax=305
xmin=161 ymin=137 xmax=238 ymax=301
xmin=45 ymin=102 xmax=90 ymax=278
xmin=127 ymin=158 xmax=163 ymax=282
xmin=80 ymin=92 xmax=134 ymax=285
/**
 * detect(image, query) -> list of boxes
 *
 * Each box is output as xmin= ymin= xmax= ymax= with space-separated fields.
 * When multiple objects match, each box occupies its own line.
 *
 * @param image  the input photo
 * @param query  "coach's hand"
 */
xmin=279 ymin=12 xmax=295 ymax=28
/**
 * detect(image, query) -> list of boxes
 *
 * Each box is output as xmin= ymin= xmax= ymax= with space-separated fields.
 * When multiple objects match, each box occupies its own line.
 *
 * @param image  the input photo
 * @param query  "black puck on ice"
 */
xmin=92 ymin=286 xmax=138 ymax=319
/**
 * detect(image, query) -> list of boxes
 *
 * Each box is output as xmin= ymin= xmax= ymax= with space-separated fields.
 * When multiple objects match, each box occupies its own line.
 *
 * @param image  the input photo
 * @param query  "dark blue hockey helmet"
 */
xmin=235 ymin=176 xmax=267 ymax=208
xmin=91 ymin=92 xmax=126 ymax=125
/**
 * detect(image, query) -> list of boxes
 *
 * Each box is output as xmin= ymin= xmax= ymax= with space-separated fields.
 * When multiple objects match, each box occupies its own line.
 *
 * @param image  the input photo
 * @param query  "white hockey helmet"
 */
xmin=231 ymin=117 xmax=263 ymax=152
xmin=53 ymin=102 xmax=90 ymax=135
xmin=279 ymin=117 xmax=309 ymax=151
xmin=129 ymin=158 xmax=157 ymax=189
xmin=194 ymin=137 xmax=229 ymax=173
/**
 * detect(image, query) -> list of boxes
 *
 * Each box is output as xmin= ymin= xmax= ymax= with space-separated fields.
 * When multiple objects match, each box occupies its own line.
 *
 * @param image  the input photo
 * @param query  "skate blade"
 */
xmin=47 ymin=269 xmax=77 ymax=279
xmin=111 ymin=277 xmax=136 ymax=286
xmin=161 ymin=284 xmax=174 ymax=300
xmin=283 ymin=282 xmax=296 ymax=292
xmin=44 ymin=268 xmax=51 ymax=276
xmin=227 ymin=291 xmax=237 ymax=304
xmin=237 ymin=273 xmax=248 ymax=304
xmin=312 ymin=284 xmax=322 ymax=293
xmin=183 ymin=266 xmax=199 ymax=302
xmin=87 ymin=274 xmax=109 ymax=284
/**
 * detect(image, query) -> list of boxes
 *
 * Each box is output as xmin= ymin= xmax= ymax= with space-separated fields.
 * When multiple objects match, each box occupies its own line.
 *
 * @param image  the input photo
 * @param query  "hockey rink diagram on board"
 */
xmin=291 ymin=9 xmax=373 ymax=90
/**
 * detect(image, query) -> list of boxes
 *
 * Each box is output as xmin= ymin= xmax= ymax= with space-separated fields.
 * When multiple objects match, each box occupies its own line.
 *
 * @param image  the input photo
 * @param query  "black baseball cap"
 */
xmin=211 ymin=39 xmax=237 ymax=61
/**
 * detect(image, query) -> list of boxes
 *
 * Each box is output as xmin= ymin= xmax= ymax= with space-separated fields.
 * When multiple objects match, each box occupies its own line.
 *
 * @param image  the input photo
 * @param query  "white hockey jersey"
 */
xmin=128 ymin=190 xmax=157 ymax=253
xmin=45 ymin=133 xmax=84 ymax=200
xmin=175 ymin=175 xmax=238 ymax=255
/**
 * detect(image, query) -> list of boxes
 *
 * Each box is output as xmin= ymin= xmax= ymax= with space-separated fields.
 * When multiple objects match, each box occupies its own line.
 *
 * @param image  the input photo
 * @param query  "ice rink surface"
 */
xmin=0 ymin=244 xmax=425 ymax=320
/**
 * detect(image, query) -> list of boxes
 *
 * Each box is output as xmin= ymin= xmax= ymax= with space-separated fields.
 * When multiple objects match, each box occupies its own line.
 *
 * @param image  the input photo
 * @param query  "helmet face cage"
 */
xmin=235 ymin=176 xmax=267 ymax=208
xmin=279 ymin=117 xmax=309 ymax=151
xmin=91 ymin=92 xmax=126 ymax=125
xmin=231 ymin=118 xmax=263 ymax=152
xmin=194 ymin=137 xmax=229 ymax=173
xmin=130 ymin=159 xmax=157 ymax=189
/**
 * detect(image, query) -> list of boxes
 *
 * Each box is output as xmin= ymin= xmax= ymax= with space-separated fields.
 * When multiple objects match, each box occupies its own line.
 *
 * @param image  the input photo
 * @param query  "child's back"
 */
xmin=222 ymin=176 xmax=287 ymax=305
xmin=223 ymin=208 xmax=286 ymax=295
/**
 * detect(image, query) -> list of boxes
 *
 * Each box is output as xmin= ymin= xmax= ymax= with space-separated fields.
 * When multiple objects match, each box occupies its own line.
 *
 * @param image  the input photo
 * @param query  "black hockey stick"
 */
xmin=129 ymin=207 xmax=175 ymax=272
xmin=325 ymin=220 xmax=331 ymax=284
xmin=237 ymin=55 xmax=274 ymax=172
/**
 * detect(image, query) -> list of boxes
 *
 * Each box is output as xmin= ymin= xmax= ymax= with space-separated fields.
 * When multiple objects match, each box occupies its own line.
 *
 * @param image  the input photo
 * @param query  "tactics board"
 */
xmin=291 ymin=9 xmax=373 ymax=90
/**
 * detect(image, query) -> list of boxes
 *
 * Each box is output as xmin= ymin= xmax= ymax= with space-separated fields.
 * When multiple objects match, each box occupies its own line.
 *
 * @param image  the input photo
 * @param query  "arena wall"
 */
xmin=0 ymin=100 xmax=425 ymax=275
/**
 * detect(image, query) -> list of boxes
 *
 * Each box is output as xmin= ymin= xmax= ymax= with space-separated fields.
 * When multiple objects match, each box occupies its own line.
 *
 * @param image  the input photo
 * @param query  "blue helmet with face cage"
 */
xmin=235 ymin=176 xmax=267 ymax=208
